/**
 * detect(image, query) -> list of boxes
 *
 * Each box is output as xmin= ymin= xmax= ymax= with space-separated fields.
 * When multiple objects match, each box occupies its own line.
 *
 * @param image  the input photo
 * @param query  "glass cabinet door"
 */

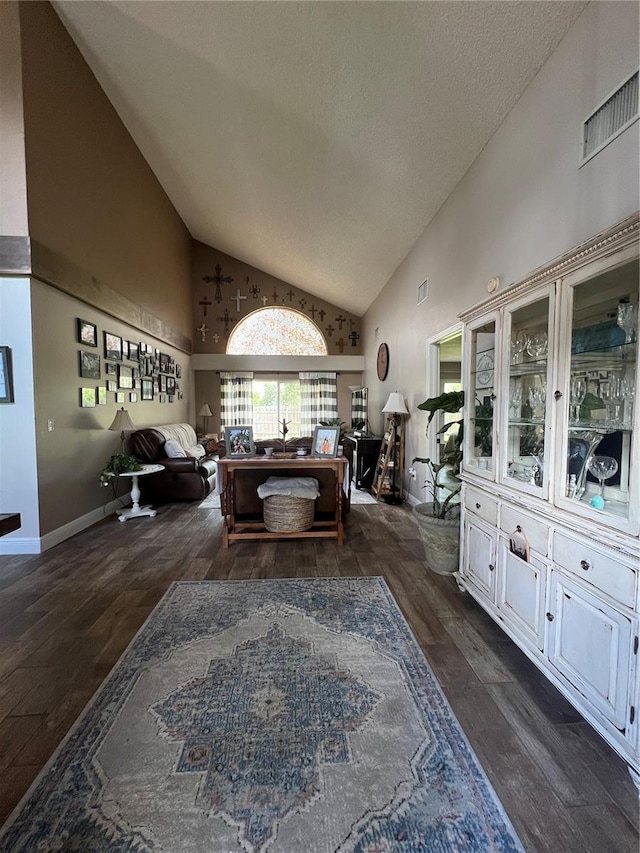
xmin=502 ymin=289 xmax=552 ymax=496
xmin=466 ymin=316 xmax=497 ymax=475
xmin=559 ymin=258 xmax=638 ymax=527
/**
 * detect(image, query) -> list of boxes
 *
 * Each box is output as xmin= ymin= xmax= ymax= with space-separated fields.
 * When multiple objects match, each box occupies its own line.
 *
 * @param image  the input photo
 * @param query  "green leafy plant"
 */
xmin=100 ymin=453 xmax=142 ymax=487
xmin=319 ymin=418 xmax=347 ymax=439
xmin=412 ymin=390 xmax=464 ymax=519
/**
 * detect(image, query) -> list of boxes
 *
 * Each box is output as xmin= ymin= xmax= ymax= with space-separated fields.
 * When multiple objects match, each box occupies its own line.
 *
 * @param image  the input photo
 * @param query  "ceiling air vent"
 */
xmin=581 ymin=70 xmax=638 ymax=165
xmin=417 ymin=279 xmax=428 ymax=304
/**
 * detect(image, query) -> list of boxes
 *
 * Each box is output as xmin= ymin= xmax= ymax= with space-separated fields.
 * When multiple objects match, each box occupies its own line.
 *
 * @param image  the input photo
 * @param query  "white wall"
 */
xmin=0 ymin=277 xmax=39 ymax=551
xmin=363 ymin=2 xmax=639 ymax=503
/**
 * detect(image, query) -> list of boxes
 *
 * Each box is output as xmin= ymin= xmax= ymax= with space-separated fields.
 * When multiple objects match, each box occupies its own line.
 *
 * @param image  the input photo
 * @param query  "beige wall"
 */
xmin=362 ymin=2 xmax=639 ymax=503
xmin=19 ymin=1 xmax=193 ymax=341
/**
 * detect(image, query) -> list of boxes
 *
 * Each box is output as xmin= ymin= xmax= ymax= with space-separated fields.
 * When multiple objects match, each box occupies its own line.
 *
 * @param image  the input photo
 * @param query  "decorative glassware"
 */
xmin=509 ymin=385 xmax=522 ymax=420
xmin=569 ymin=377 xmax=586 ymax=423
xmin=587 ymin=455 xmax=618 ymax=504
xmin=621 ymin=377 xmax=635 ymax=428
xmin=617 ymin=302 xmax=638 ymax=344
xmin=528 ymin=385 xmax=546 ymax=420
xmin=603 ymin=375 xmax=624 ymax=426
xmin=510 ymin=331 xmax=528 ymax=364
xmin=526 ymin=332 xmax=548 ymax=359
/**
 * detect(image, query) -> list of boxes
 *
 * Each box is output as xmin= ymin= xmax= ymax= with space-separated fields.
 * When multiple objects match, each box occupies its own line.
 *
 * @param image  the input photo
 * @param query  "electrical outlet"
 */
xmin=47 ymin=419 xmax=55 ymax=432
xmin=409 ymin=467 xmax=416 ymax=480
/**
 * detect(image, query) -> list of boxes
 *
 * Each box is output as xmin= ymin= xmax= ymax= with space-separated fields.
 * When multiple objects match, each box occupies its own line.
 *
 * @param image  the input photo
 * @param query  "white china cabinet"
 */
xmin=458 ymin=214 xmax=640 ymax=786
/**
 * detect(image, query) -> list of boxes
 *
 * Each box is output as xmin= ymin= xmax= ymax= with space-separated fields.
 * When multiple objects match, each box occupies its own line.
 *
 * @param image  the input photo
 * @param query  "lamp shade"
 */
xmin=108 ymin=407 xmax=135 ymax=433
xmin=382 ymin=392 xmax=408 ymax=416
xmin=198 ymin=403 xmax=213 ymax=417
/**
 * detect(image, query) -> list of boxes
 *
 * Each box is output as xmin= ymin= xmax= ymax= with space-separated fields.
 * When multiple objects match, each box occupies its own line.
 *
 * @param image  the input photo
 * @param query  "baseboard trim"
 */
xmin=0 ymin=498 xmax=124 ymax=555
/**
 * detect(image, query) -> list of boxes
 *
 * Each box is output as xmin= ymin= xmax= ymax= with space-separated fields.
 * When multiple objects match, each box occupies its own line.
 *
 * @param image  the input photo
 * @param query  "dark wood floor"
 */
xmin=0 ymin=498 xmax=638 ymax=851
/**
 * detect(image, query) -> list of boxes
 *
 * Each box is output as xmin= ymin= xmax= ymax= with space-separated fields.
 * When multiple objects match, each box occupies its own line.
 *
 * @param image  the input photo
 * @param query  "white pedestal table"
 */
xmin=116 ymin=464 xmax=165 ymax=522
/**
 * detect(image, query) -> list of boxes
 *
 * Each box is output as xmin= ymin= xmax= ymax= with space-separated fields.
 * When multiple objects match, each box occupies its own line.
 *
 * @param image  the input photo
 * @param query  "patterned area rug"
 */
xmin=0 ymin=579 xmax=523 ymax=852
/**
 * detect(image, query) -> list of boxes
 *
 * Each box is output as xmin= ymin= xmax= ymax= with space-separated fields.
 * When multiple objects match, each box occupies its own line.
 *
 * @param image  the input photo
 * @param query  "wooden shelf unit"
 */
xmin=372 ymin=416 xmax=405 ymax=501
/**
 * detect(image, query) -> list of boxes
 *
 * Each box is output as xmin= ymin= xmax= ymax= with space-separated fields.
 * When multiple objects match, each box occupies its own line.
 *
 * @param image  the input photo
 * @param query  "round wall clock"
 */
xmin=377 ymin=342 xmax=389 ymax=381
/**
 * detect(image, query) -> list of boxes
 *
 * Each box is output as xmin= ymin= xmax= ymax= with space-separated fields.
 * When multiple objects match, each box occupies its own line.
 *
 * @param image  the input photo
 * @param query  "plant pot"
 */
xmin=412 ymin=503 xmax=461 ymax=575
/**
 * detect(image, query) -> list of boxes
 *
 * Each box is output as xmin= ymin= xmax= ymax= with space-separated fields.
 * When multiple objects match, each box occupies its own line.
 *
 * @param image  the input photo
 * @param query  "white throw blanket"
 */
xmin=257 ymin=476 xmax=320 ymax=501
xmin=155 ymin=423 xmax=205 ymax=459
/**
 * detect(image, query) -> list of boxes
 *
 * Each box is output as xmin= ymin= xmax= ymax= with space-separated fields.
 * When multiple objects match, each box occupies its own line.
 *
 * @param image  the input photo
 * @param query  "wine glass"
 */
xmin=617 ymin=302 xmax=638 ymax=344
xmin=526 ymin=332 xmax=548 ymax=359
xmin=603 ymin=375 xmax=624 ymax=426
xmin=510 ymin=331 xmax=528 ymax=364
xmin=528 ymin=385 xmax=546 ymax=420
xmin=570 ymin=377 xmax=586 ymax=423
xmin=587 ymin=455 xmax=618 ymax=500
xmin=621 ymin=377 xmax=635 ymax=428
xmin=509 ymin=385 xmax=522 ymax=419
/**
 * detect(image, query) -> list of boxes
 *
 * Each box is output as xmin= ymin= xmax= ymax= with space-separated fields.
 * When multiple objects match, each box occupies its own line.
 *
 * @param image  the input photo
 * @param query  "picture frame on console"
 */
xmin=225 ymin=426 xmax=255 ymax=458
xmin=312 ymin=425 xmax=340 ymax=458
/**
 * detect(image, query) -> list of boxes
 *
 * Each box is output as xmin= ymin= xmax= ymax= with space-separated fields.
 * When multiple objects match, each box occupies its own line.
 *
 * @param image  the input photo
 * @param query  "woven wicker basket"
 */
xmin=263 ymin=494 xmax=315 ymax=532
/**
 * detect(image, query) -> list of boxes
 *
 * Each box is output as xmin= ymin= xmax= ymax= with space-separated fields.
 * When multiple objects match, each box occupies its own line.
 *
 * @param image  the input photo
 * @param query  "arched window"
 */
xmin=227 ymin=307 xmax=327 ymax=355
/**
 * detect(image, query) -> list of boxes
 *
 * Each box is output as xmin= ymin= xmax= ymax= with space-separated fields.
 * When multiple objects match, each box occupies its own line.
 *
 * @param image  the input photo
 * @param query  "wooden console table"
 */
xmin=217 ymin=457 xmax=346 ymax=547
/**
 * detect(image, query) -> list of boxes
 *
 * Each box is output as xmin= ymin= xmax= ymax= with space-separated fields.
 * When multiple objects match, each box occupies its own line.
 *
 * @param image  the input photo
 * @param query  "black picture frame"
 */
xmin=104 ymin=332 xmax=123 ymax=361
xmin=118 ymin=364 xmax=134 ymax=390
xmin=128 ymin=341 xmax=139 ymax=362
xmin=97 ymin=387 xmax=107 ymax=405
xmin=141 ymin=378 xmax=154 ymax=400
xmin=312 ymin=425 xmax=340 ymax=457
xmin=80 ymin=387 xmax=96 ymax=408
xmin=79 ymin=350 xmax=101 ymax=379
xmin=0 ymin=346 xmax=14 ymax=403
xmin=76 ymin=318 xmax=98 ymax=347
xmin=225 ymin=426 xmax=255 ymax=457
xmin=159 ymin=352 xmax=171 ymax=373
xmin=166 ymin=376 xmax=176 ymax=395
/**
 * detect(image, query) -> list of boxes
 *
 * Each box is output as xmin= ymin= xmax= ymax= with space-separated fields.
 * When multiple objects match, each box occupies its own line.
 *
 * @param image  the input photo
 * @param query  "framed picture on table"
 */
xmin=225 ymin=426 xmax=255 ymax=458
xmin=312 ymin=425 xmax=340 ymax=457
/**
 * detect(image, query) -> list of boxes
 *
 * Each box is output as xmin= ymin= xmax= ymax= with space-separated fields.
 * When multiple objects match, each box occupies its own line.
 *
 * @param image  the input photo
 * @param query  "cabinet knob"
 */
xmin=475 ymin=502 xmax=481 ymax=509
xmin=546 ymin=612 xmax=554 ymax=621
xmin=580 ymin=559 xmax=590 ymax=571
xmin=554 ymin=390 xmax=562 ymax=400
xmin=489 ymin=563 xmax=495 ymax=572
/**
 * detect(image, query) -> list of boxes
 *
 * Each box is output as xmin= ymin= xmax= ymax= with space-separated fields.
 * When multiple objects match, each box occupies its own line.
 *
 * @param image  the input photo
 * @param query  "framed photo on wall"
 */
xmin=312 ymin=425 xmax=340 ymax=457
xmin=118 ymin=364 xmax=134 ymax=389
xmin=141 ymin=378 xmax=154 ymax=400
xmin=225 ymin=426 xmax=255 ymax=458
xmin=104 ymin=332 xmax=123 ymax=361
xmin=79 ymin=350 xmax=101 ymax=379
xmin=76 ymin=318 xmax=97 ymax=347
xmin=0 ymin=346 xmax=14 ymax=404
xmin=80 ymin=387 xmax=96 ymax=408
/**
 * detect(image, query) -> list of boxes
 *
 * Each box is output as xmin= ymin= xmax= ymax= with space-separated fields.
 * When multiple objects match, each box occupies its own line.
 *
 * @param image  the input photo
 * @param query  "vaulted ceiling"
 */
xmin=53 ymin=1 xmax=586 ymax=315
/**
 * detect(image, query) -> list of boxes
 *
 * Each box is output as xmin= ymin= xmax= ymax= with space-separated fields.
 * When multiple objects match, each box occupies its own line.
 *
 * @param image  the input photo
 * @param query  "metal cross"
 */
xmin=198 ymin=296 xmax=212 ymax=317
xmin=196 ymin=323 xmax=209 ymax=342
xmin=203 ymin=264 xmax=234 ymax=303
xmin=325 ymin=324 xmax=335 ymax=337
xmin=349 ymin=330 xmax=360 ymax=347
xmin=232 ymin=288 xmax=247 ymax=312
xmin=212 ymin=333 xmax=220 ymax=344
xmin=335 ymin=314 xmax=346 ymax=329
xmin=249 ymin=280 xmax=261 ymax=298
xmin=309 ymin=304 xmax=319 ymax=318
xmin=335 ymin=337 xmax=346 ymax=353
xmin=318 ymin=309 xmax=326 ymax=322
xmin=299 ymin=298 xmax=307 ymax=309
xmin=217 ymin=309 xmax=233 ymax=333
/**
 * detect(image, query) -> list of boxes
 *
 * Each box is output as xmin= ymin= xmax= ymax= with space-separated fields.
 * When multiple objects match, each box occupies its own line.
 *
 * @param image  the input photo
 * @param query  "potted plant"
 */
xmin=412 ymin=389 xmax=464 ymax=575
xmin=100 ymin=453 xmax=142 ymax=489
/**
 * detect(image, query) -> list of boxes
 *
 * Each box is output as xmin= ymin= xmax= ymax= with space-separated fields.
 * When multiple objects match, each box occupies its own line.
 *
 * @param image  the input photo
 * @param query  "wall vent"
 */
xmin=417 ymin=279 xmax=428 ymax=304
xmin=581 ymin=70 xmax=638 ymax=165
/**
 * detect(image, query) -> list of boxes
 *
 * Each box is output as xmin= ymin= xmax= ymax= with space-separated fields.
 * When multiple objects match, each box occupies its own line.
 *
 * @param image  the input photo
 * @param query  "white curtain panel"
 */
xmin=299 ymin=372 xmax=338 ymax=435
xmin=220 ymin=372 xmax=254 ymax=428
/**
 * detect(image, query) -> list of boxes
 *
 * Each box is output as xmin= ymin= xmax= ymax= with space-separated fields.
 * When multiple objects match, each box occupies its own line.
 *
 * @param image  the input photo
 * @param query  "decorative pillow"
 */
xmin=186 ymin=444 xmax=206 ymax=459
xmin=164 ymin=438 xmax=187 ymax=458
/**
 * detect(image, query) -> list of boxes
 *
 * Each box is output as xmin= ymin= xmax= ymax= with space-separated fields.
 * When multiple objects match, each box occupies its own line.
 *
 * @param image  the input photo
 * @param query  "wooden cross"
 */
xmin=335 ymin=337 xmax=346 ymax=352
xmin=198 ymin=296 xmax=212 ymax=317
xmin=203 ymin=264 xmax=234 ymax=303
xmin=325 ymin=324 xmax=335 ymax=337
xmin=272 ymin=289 xmax=279 ymax=301
xmin=318 ymin=309 xmax=326 ymax=322
xmin=217 ymin=309 xmax=232 ymax=333
xmin=287 ymin=289 xmax=295 ymax=301
xmin=348 ymin=318 xmax=356 ymax=331
xmin=262 ymin=295 xmax=269 ymax=306
xmin=196 ymin=323 xmax=209 ymax=342
xmin=335 ymin=314 xmax=346 ymax=329
xmin=232 ymin=288 xmax=247 ymax=312
xmin=309 ymin=304 xmax=319 ymax=318
xmin=349 ymin=330 xmax=360 ymax=347
xmin=299 ymin=298 xmax=307 ymax=309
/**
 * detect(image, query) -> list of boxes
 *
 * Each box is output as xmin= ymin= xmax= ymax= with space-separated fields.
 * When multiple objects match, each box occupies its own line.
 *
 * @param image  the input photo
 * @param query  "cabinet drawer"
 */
xmin=500 ymin=505 xmax=550 ymax=557
xmin=465 ymin=487 xmax=498 ymax=526
xmin=552 ymin=531 xmax=637 ymax=608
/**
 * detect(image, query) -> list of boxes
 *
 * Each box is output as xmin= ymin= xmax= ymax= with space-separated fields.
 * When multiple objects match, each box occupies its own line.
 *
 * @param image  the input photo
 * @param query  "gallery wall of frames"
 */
xmin=76 ymin=317 xmax=183 ymax=409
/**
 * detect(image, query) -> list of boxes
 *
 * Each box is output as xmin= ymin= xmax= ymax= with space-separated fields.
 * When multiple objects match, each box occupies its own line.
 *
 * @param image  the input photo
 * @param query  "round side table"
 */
xmin=116 ymin=464 xmax=165 ymax=522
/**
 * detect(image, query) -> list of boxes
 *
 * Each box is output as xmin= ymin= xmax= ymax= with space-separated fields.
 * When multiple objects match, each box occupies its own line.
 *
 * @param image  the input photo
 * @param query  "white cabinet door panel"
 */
xmin=498 ymin=539 xmax=546 ymax=650
xmin=463 ymin=518 xmax=496 ymax=600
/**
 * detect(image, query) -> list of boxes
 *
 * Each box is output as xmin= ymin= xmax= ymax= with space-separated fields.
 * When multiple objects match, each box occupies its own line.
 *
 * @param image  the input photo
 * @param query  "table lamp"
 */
xmin=108 ymin=407 xmax=135 ymax=454
xmin=199 ymin=403 xmax=213 ymax=433
xmin=382 ymin=391 xmax=409 ymax=504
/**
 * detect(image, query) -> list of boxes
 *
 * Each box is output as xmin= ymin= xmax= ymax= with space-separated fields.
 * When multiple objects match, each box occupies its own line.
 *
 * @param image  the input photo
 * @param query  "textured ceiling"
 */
xmin=53 ymin=1 xmax=586 ymax=315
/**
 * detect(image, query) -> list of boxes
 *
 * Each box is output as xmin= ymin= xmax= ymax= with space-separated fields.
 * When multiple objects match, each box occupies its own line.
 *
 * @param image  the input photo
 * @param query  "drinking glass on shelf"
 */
xmin=602 ymin=375 xmax=624 ymax=426
xmin=617 ymin=302 xmax=638 ymax=344
xmin=509 ymin=386 xmax=522 ymax=420
xmin=526 ymin=332 xmax=548 ymax=359
xmin=528 ymin=385 xmax=546 ymax=420
xmin=621 ymin=377 xmax=635 ymax=428
xmin=587 ymin=455 xmax=618 ymax=504
xmin=569 ymin=378 xmax=586 ymax=423
xmin=510 ymin=331 xmax=528 ymax=364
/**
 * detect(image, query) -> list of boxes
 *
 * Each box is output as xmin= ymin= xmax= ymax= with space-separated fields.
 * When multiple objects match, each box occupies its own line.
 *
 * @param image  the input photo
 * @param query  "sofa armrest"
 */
xmin=198 ymin=459 xmax=218 ymax=478
xmin=158 ymin=456 xmax=199 ymax=473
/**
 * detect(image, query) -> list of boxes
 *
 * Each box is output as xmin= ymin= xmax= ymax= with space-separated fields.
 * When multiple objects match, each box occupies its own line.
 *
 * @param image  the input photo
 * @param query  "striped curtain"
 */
xmin=220 ymin=372 xmax=254 ymax=429
xmin=299 ymin=372 xmax=338 ymax=435
xmin=351 ymin=388 xmax=367 ymax=429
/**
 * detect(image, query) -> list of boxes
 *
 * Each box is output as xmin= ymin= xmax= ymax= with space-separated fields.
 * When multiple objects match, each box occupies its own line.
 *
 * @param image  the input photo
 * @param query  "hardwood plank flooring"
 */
xmin=0 ymin=499 xmax=637 ymax=849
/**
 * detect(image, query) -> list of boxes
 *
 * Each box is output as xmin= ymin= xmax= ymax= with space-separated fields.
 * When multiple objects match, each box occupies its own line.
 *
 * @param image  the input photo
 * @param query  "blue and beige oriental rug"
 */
xmin=0 ymin=578 xmax=523 ymax=852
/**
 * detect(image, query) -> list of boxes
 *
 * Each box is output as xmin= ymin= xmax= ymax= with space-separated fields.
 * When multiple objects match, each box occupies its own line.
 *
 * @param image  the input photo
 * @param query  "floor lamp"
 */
xmin=198 ymin=403 xmax=213 ymax=434
xmin=382 ymin=392 xmax=408 ymax=505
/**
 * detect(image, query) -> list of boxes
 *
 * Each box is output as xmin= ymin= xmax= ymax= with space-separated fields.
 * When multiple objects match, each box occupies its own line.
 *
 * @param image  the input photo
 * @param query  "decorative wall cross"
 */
xmin=232 ymin=289 xmax=247 ymax=312
xmin=272 ymin=289 xmax=279 ymax=301
xmin=249 ymin=279 xmax=261 ymax=298
xmin=212 ymin=333 xmax=220 ymax=344
xmin=335 ymin=337 xmax=346 ymax=353
xmin=349 ymin=331 xmax=360 ymax=347
xmin=262 ymin=295 xmax=269 ymax=306
xmin=203 ymin=264 xmax=234 ymax=303
xmin=217 ymin=309 xmax=233 ymax=335
xmin=287 ymin=289 xmax=295 ymax=301
xmin=299 ymin=298 xmax=307 ymax=309
xmin=309 ymin=304 xmax=319 ymax=318
xmin=318 ymin=309 xmax=326 ymax=322
xmin=335 ymin=314 xmax=346 ymax=329
xmin=325 ymin=324 xmax=335 ymax=337
xmin=348 ymin=319 xmax=356 ymax=331
xmin=198 ymin=296 xmax=212 ymax=317
xmin=197 ymin=323 xmax=209 ymax=342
